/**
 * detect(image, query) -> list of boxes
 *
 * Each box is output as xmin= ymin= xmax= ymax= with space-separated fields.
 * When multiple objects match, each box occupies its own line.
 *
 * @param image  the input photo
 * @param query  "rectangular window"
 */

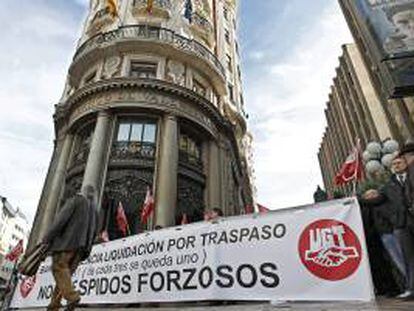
xmin=130 ymin=123 xmax=143 ymax=142
xmin=225 ymin=29 xmax=230 ymax=44
xmin=143 ymin=124 xmax=157 ymax=143
xmin=226 ymin=54 xmax=232 ymax=72
xmin=179 ymin=134 xmax=202 ymax=164
xmin=130 ymin=61 xmax=157 ymax=79
xmin=116 ymin=121 xmax=157 ymax=144
xmin=228 ymin=84 xmax=234 ymax=102
xmin=223 ymin=7 xmax=229 ymax=21
xmin=117 ymin=123 xmax=131 ymax=141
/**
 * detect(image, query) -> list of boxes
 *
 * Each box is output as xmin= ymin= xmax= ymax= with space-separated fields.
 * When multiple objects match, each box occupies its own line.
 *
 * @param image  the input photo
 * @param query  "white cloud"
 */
xmin=0 ymin=1 xmax=80 ymax=223
xmin=0 ymin=0 xmax=353 ymax=225
xmin=246 ymin=2 xmax=353 ymax=209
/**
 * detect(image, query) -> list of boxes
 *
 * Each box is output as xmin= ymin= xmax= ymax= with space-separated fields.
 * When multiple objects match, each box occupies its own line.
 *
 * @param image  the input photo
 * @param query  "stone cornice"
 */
xmin=57 ymin=78 xmax=248 ymax=137
xmin=56 ymin=77 xmax=246 ymax=175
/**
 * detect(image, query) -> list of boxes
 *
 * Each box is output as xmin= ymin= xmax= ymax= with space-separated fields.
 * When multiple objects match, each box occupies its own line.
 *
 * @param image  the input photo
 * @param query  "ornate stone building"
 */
xmin=29 ymin=0 xmax=253 ymax=246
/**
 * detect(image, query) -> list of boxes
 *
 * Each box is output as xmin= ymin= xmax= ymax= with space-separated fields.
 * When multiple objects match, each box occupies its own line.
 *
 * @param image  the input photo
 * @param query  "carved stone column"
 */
xmin=38 ymin=133 xmax=74 ymax=242
xmin=155 ymin=115 xmax=178 ymax=227
xmin=207 ymin=140 xmax=222 ymax=209
xmin=82 ymin=110 xmax=112 ymax=210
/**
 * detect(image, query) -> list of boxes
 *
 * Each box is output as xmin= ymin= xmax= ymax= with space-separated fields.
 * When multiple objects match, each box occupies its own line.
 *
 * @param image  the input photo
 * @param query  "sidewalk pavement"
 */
xmin=16 ymin=299 xmax=414 ymax=311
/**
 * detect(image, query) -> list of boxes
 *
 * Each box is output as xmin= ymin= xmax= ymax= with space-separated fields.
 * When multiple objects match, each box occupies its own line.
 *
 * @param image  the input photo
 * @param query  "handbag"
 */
xmin=18 ymin=244 xmax=49 ymax=276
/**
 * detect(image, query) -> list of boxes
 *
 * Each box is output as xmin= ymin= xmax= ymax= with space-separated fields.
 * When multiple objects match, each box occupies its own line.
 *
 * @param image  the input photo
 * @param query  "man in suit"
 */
xmin=381 ymin=157 xmax=411 ymax=295
xmin=398 ymin=143 xmax=414 ymax=298
xmin=42 ymin=185 xmax=99 ymax=311
xmin=362 ymin=155 xmax=413 ymax=297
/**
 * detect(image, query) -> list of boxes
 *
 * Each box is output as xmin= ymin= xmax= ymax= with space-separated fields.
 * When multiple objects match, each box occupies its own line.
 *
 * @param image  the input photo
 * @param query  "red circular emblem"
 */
xmin=298 ymin=219 xmax=362 ymax=281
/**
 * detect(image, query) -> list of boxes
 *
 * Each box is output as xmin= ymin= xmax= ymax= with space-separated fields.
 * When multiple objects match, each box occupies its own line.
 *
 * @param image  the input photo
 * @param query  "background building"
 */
xmin=338 ymin=0 xmax=414 ymax=143
xmin=28 ymin=0 xmax=254 ymax=247
xmin=318 ymin=44 xmax=394 ymax=195
xmin=0 ymin=196 xmax=30 ymax=285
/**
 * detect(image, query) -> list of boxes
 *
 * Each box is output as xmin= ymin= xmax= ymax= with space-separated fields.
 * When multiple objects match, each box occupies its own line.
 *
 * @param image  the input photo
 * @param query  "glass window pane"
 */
xmin=117 ymin=123 xmax=130 ymax=141
xmin=130 ymin=123 xmax=143 ymax=142
xmin=143 ymin=124 xmax=156 ymax=143
xmin=179 ymin=136 xmax=187 ymax=150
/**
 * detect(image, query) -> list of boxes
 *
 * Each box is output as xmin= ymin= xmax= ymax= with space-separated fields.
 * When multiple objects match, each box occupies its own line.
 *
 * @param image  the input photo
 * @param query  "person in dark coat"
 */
xmin=359 ymin=193 xmax=402 ymax=297
xmin=398 ymin=143 xmax=414 ymax=298
xmin=42 ymin=185 xmax=99 ymax=311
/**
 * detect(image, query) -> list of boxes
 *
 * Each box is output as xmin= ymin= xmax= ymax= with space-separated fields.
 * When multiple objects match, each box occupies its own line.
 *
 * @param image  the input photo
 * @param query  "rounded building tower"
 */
xmin=29 ymin=0 xmax=253 ymax=246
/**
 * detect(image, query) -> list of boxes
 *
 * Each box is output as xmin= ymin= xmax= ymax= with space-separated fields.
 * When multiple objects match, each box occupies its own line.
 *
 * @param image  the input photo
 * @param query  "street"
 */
xmin=18 ymin=299 xmax=414 ymax=311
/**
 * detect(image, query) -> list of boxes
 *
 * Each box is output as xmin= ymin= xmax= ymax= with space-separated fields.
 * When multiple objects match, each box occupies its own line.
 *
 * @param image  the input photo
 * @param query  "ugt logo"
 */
xmin=298 ymin=219 xmax=362 ymax=281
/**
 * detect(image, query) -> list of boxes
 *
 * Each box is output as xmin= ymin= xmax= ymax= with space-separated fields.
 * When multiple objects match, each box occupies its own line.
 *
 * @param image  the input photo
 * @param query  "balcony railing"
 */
xmin=111 ymin=142 xmax=156 ymax=161
xmin=132 ymin=0 xmax=172 ymax=19
xmin=74 ymin=25 xmax=225 ymax=78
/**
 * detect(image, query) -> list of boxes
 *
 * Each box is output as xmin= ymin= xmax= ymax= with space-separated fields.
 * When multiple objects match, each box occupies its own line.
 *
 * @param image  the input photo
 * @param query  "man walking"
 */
xmin=42 ymin=185 xmax=99 ymax=311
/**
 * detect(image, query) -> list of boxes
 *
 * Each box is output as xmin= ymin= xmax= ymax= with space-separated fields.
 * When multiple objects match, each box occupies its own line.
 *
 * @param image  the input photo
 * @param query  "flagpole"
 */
xmin=352 ymin=138 xmax=360 ymax=197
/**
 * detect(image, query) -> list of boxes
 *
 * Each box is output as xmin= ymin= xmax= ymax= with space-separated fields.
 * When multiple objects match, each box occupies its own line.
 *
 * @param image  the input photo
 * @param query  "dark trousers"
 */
xmin=396 ymin=227 xmax=414 ymax=291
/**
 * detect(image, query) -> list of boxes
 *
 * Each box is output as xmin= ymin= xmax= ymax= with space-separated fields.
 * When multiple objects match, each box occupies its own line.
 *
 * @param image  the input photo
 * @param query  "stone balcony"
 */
xmin=132 ymin=0 xmax=172 ymax=19
xmin=71 ymin=25 xmax=226 ymax=94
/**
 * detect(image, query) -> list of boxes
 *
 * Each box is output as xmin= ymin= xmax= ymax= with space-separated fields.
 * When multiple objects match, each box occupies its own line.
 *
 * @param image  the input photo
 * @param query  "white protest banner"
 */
xmin=11 ymin=198 xmax=374 ymax=309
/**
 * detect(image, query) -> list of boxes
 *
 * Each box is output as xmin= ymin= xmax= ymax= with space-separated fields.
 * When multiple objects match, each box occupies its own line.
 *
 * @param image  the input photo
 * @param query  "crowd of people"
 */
xmin=359 ymin=143 xmax=414 ymax=299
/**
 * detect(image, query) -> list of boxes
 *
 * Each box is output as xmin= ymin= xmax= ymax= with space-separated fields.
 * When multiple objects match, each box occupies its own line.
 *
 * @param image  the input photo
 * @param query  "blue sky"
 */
xmin=0 ymin=0 xmax=353 ymax=222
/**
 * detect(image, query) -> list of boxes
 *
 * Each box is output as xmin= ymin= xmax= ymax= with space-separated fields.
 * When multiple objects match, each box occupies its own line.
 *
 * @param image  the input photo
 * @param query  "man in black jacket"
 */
xmin=398 ymin=143 xmax=414 ymax=298
xmin=42 ymin=185 xmax=99 ymax=311
xmin=368 ymin=156 xmax=413 ymax=298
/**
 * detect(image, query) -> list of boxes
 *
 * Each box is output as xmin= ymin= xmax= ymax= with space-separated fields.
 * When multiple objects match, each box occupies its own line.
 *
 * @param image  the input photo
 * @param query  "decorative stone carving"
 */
xmin=87 ymin=0 xmax=115 ymax=36
xmin=102 ymin=56 xmax=121 ymax=79
xmin=67 ymin=85 xmax=220 ymax=138
xmin=73 ymin=26 xmax=225 ymax=79
xmin=111 ymin=142 xmax=156 ymax=162
xmin=70 ymin=124 xmax=95 ymax=168
xmin=166 ymin=60 xmax=185 ymax=86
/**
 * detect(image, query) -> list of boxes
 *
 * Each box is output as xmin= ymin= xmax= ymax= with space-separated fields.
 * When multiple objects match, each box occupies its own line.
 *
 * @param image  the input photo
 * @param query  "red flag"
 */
xmin=116 ymin=202 xmax=129 ymax=237
xmin=20 ymin=275 xmax=36 ymax=298
xmin=6 ymin=240 xmax=24 ymax=262
xmin=181 ymin=213 xmax=188 ymax=225
xmin=141 ymin=187 xmax=155 ymax=225
xmin=334 ymin=140 xmax=363 ymax=186
xmin=258 ymin=204 xmax=270 ymax=213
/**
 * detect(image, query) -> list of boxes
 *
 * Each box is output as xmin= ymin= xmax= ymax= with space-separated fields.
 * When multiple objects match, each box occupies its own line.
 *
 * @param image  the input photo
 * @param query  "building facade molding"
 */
xmin=57 ymin=78 xmax=246 ymax=140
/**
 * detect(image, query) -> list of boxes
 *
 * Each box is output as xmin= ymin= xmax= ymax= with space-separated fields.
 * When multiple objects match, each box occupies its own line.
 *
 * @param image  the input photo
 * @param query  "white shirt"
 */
xmin=396 ymin=172 xmax=407 ymax=185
